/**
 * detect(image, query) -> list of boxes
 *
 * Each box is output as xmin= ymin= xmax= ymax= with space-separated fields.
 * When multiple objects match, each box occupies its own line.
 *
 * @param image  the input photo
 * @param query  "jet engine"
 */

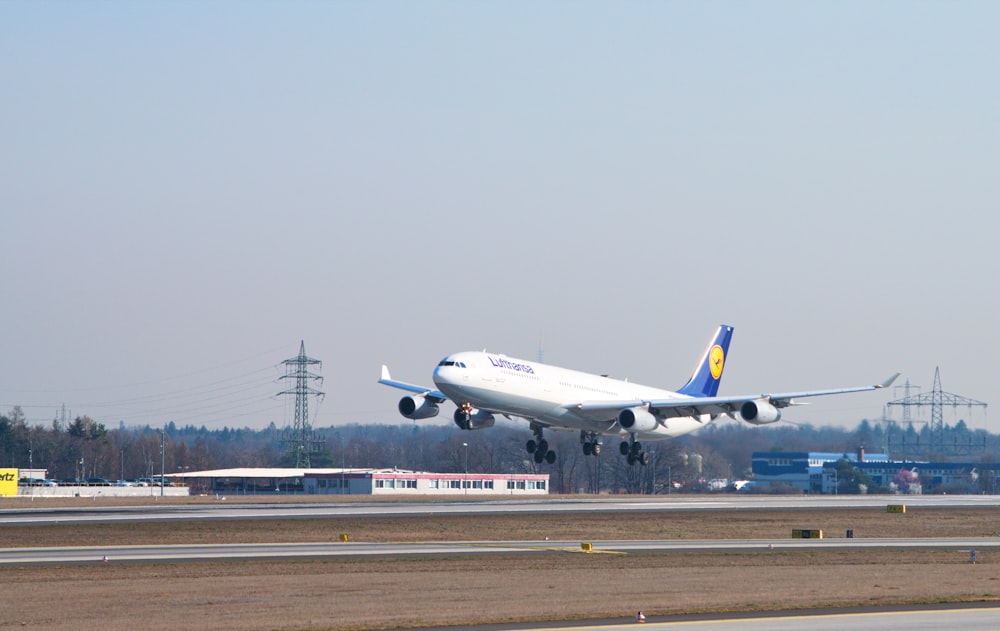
xmin=617 ymin=407 xmax=659 ymax=433
xmin=453 ymin=407 xmax=495 ymax=430
xmin=739 ymin=399 xmax=781 ymax=425
xmin=398 ymin=395 xmax=440 ymax=420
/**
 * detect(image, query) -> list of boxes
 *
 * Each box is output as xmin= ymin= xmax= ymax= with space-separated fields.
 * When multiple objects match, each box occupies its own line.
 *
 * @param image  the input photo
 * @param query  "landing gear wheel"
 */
xmin=620 ymin=441 xmax=630 ymax=456
xmin=627 ymin=454 xmax=636 ymax=466
xmin=529 ymin=424 xmax=555 ymax=465
xmin=582 ymin=442 xmax=593 ymax=456
xmin=592 ymin=443 xmax=601 ymax=456
xmin=640 ymin=451 xmax=651 ymax=466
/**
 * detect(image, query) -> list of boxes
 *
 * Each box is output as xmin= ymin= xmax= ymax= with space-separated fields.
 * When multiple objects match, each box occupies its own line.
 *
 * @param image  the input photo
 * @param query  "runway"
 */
xmin=3 ymin=536 xmax=999 ymax=565
xmin=2 ymin=493 xmax=999 ymax=525
xmin=505 ymin=605 xmax=1000 ymax=631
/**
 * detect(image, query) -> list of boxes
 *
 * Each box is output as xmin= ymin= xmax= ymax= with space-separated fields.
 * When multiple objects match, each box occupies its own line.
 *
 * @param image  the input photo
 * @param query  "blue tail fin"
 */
xmin=677 ymin=325 xmax=734 ymax=398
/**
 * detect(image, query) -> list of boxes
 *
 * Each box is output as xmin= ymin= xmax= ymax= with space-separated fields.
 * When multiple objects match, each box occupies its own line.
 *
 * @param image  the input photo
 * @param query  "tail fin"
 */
xmin=677 ymin=325 xmax=734 ymax=398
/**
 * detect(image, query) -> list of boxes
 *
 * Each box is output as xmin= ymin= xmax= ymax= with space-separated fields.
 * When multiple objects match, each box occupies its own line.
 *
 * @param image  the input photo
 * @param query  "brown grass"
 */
xmin=3 ymin=506 xmax=997 ymax=547
xmin=2 ymin=500 xmax=999 ymax=630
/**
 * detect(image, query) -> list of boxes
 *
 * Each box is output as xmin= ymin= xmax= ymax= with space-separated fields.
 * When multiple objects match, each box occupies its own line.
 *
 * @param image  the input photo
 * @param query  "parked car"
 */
xmin=136 ymin=477 xmax=173 ymax=486
xmin=86 ymin=478 xmax=112 ymax=486
xmin=18 ymin=478 xmax=46 ymax=486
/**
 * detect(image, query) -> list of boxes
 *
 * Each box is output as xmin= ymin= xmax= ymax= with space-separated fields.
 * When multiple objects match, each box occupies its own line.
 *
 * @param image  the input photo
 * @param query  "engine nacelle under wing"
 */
xmin=453 ymin=407 xmax=495 ymax=430
xmin=617 ymin=407 xmax=659 ymax=433
xmin=739 ymin=399 xmax=781 ymax=425
xmin=398 ymin=395 xmax=440 ymax=420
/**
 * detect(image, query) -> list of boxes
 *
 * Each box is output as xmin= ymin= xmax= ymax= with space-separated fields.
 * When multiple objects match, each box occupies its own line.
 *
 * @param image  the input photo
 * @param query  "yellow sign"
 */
xmin=887 ymin=504 xmax=906 ymax=513
xmin=0 ymin=469 xmax=18 ymax=497
xmin=709 ymin=345 xmax=725 ymax=379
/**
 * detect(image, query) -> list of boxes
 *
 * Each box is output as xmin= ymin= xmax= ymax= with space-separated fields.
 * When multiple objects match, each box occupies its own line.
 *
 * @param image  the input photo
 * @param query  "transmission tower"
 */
xmin=886 ymin=367 xmax=987 ymax=459
xmin=278 ymin=341 xmax=326 ymax=468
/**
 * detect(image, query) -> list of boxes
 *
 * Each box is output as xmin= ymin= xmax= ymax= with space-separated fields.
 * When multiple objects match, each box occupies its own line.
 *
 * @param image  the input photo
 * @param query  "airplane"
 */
xmin=378 ymin=325 xmax=899 ymax=466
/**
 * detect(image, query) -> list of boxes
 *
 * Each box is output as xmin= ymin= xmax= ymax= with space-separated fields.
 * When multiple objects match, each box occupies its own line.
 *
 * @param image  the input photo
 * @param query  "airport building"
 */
xmin=751 ymin=450 xmax=890 ymax=493
xmin=818 ymin=459 xmax=992 ymax=494
xmin=751 ymin=450 xmax=996 ymax=494
xmin=169 ymin=467 xmax=549 ymax=496
xmin=7 ymin=467 xmax=549 ymax=498
xmin=303 ymin=470 xmax=549 ymax=496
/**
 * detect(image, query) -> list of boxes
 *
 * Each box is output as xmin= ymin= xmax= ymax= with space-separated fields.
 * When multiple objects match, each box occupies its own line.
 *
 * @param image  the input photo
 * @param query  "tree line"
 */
xmin=1 ymin=405 xmax=997 ymax=494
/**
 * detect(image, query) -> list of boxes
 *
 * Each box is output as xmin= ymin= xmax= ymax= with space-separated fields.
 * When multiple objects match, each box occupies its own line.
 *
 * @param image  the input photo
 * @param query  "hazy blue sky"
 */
xmin=2 ymin=2 xmax=995 ymax=434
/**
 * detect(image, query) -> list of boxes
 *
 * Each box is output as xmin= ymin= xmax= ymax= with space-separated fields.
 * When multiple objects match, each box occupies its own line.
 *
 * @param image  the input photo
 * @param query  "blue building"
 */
xmin=752 ymin=449 xmax=996 ymax=494
xmin=751 ymin=449 xmax=889 ymax=493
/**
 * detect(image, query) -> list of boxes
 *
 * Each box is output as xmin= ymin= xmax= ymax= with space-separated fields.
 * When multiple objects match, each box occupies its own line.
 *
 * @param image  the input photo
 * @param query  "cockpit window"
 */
xmin=437 ymin=360 xmax=467 ymax=368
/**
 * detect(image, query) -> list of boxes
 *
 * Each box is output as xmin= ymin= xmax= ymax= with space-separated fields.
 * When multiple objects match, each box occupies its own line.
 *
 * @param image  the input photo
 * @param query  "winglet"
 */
xmin=380 ymin=365 xmax=392 ymax=382
xmin=877 ymin=372 xmax=901 ymax=389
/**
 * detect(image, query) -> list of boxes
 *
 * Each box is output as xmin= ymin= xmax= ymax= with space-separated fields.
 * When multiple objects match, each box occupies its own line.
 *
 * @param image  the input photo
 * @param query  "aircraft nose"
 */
xmin=432 ymin=357 xmax=463 ymax=387
xmin=432 ymin=360 xmax=452 ymax=383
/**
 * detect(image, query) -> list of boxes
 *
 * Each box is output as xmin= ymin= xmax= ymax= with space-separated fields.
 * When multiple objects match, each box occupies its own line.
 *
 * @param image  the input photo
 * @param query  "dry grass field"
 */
xmin=2 ymin=497 xmax=999 ymax=630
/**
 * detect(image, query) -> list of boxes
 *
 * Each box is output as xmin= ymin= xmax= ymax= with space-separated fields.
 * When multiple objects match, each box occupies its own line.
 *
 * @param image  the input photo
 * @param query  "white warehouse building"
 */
xmin=304 ymin=470 xmax=549 ymax=496
xmin=166 ymin=468 xmax=549 ymax=496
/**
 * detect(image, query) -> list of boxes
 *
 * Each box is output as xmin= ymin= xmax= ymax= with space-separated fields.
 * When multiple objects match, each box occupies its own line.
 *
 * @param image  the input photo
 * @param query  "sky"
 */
xmin=1 ymin=2 xmax=996 ymax=434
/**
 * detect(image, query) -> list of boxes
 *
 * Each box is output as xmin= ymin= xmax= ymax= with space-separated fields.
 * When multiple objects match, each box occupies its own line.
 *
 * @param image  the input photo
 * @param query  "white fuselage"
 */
xmin=432 ymin=351 xmax=713 ymax=440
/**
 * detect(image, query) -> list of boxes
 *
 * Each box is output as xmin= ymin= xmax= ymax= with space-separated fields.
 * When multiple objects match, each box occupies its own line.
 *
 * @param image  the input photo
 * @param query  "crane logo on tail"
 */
xmin=709 ymin=345 xmax=725 ymax=380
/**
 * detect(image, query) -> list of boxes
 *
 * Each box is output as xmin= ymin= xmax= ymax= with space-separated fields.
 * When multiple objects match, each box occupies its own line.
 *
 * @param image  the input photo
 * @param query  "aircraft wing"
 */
xmin=740 ymin=372 xmax=901 ymax=409
xmin=378 ymin=365 xmax=449 ymax=403
xmin=577 ymin=373 xmax=900 ymax=420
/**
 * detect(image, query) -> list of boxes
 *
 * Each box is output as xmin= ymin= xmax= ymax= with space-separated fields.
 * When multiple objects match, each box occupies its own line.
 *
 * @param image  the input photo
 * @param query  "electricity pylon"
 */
xmin=278 ymin=341 xmax=325 ymax=467
xmin=887 ymin=367 xmax=987 ymax=459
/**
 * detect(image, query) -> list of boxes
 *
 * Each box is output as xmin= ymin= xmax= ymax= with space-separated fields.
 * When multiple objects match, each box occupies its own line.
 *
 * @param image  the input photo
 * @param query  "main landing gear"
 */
xmin=581 ymin=431 xmax=602 ymax=456
xmin=620 ymin=435 xmax=650 ymax=466
xmin=526 ymin=424 xmax=556 ymax=465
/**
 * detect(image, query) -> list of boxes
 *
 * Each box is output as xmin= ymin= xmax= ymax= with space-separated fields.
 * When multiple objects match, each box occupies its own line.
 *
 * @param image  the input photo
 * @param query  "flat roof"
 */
xmin=167 ymin=467 xmax=376 ymax=479
xmin=167 ymin=467 xmax=548 ymax=480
